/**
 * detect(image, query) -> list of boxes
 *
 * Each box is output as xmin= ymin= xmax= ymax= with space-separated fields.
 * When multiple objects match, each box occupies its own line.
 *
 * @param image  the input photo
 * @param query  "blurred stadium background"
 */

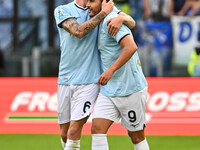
xmin=0 ymin=0 xmax=200 ymax=149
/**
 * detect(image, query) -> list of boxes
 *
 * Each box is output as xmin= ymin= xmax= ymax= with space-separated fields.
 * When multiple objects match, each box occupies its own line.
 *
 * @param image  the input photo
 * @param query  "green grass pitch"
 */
xmin=0 ymin=134 xmax=200 ymax=150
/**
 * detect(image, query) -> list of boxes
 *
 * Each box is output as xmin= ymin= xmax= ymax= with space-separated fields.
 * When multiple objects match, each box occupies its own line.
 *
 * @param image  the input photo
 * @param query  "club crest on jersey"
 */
xmin=57 ymin=9 xmax=64 ymax=19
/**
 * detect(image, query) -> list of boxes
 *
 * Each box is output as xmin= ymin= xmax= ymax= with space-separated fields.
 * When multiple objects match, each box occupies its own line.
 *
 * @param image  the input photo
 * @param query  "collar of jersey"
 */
xmin=74 ymin=1 xmax=88 ymax=10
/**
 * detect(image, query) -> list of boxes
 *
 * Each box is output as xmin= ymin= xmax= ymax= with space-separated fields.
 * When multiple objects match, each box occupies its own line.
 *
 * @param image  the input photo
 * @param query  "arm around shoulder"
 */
xmin=118 ymin=12 xmax=136 ymax=29
xmin=106 ymin=12 xmax=136 ymax=36
xmin=61 ymin=0 xmax=114 ymax=39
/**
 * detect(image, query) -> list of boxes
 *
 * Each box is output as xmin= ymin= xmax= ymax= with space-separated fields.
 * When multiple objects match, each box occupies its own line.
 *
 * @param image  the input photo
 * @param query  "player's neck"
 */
xmin=75 ymin=0 xmax=87 ymax=8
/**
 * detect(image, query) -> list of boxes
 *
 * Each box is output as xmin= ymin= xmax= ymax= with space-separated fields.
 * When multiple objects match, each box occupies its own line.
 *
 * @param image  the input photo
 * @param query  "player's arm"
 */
xmin=118 ymin=12 xmax=136 ymax=29
xmin=61 ymin=0 xmax=113 ymax=39
xmin=98 ymin=35 xmax=137 ymax=85
xmin=107 ymin=12 xmax=136 ymax=36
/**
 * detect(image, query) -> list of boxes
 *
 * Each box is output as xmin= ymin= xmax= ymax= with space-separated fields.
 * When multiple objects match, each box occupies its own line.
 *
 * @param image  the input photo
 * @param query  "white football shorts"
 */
xmin=93 ymin=87 xmax=148 ymax=131
xmin=57 ymin=83 xmax=99 ymax=124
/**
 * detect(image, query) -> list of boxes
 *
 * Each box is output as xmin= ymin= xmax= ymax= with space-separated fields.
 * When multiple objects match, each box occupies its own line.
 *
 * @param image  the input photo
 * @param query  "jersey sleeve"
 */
xmin=54 ymin=5 xmax=75 ymax=28
xmin=114 ymin=25 xmax=130 ymax=43
xmin=103 ymin=12 xmax=131 ymax=43
xmin=113 ymin=6 xmax=121 ymax=14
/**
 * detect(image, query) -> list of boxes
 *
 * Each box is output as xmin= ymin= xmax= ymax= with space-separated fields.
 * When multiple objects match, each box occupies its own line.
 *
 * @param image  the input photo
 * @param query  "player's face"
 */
xmin=86 ymin=0 xmax=101 ymax=17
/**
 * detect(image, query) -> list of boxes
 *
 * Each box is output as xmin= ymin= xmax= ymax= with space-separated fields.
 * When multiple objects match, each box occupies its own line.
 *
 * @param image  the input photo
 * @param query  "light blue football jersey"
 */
xmin=98 ymin=11 xmax=147 ymax=97
xmin=54 ymin=1 xmax=101 ymax=85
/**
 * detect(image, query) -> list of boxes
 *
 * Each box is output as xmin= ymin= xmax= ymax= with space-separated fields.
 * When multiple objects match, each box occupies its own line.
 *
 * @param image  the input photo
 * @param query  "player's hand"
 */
xmin=98 ymin=69 xmax=114 ymax=86
xmin=107 ymin=15 xmax=123 ymax=36
xmin=101 ymin=0 xmax=114 ymax=16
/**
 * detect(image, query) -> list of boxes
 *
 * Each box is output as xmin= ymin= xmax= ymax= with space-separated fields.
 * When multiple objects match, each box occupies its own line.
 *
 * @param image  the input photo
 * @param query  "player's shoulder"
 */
xmin=54 ymin=2 xmax=73 ymax=12
xmin=104 ymin=11 xmax=118 ymax=21
xmin=106 ymin=11 xmax=118 ymax=20
xmin=102 ymin=11 xmax=118 ymax=26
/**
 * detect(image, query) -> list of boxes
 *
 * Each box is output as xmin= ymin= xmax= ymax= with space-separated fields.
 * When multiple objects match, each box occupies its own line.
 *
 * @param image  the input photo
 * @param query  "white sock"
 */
xmin=61 ymin=138 xmax=66 ymax=149
xmin=92 ymin=134 xmax=109 ymax=150
xmin=134 ymin=138 xmax=150 ymax=150
xmin=64 ymin=139 xmax=80 ymax=150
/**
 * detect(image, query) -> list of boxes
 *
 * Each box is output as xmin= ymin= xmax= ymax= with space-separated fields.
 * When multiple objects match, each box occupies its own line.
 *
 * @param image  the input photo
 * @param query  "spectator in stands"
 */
xmin=128 ymin=0 xmax=144 ymax=44
xmin=169 ymin=0 xmax=200 ymax=16
xmin=129 ymin=0 xmax=143 ymax=20
xmin=188 ymin=32 xmax=200 ymax=77
xmin=178 ymin=0 xmax=200 ymax=16
xmin=143 ymin=0 xmax=170 ymax=21
xmin=169 ymin=0 xmax=185 ymax=16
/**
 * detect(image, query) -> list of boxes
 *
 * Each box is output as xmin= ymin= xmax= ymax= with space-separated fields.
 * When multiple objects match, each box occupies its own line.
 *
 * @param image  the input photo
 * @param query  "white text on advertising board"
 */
xmin=10 ymin=91 xmax=200 ymax=112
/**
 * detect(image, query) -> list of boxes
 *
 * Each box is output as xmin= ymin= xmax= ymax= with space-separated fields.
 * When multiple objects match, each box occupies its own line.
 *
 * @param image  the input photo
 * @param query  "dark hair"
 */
xmin=101 ymin=0 xmax=109 ymax=2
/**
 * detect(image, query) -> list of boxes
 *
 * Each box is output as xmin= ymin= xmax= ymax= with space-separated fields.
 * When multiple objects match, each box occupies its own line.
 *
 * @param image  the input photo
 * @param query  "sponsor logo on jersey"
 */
xmin=57 ymin=9 xmax=64 ymax=19
xmin=130 ymin=123 xmax=139 ymax=128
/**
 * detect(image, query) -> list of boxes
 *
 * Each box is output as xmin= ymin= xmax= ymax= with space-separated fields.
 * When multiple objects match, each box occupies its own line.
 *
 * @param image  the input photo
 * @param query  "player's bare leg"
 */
xmin=91 ymin=118 xmax=113 ymax=134
xmin=128 ymin=130 xmax=150 ymax=150
xmin=128 ymin=129 xmax=145 ymax=144
xmin=60 ymin=122 xmax=70 ymax=148
xmin=67 ymin=116 xmax=89 ymax=140
xmin=91 ymin=118 xmax=113 ymax=150
xmin=64 ymin=116 xmax=89 ymax=150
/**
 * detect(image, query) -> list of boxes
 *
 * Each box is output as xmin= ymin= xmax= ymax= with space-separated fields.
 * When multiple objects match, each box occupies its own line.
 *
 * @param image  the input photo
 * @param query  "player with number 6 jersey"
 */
xmin=54 ymin=0 xmax=114 ymax=149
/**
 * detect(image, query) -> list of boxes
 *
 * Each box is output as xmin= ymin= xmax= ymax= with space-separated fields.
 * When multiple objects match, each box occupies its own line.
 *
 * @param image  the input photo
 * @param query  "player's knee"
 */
xmin=131 ymin=136 xmax=145 ymax=144
xmin=91 ymin=123 xmax=104 ymax=134
xmin=91 ymin=119 xmax=112 ymax=134
xmin=68 ymin=123 xmax=85 ymax=139
xmin=128 ymin=131 xmax=145 ymax=144
xmin=68 ymin=126 xmax=79 ymax=136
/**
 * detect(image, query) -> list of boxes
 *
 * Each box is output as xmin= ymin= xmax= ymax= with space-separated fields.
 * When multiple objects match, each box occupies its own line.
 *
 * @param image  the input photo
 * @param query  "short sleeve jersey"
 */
xmin=98 ymin=12 xmax=147 ymax=97
xmin=54 ymin=1 xmax=101 ymax=85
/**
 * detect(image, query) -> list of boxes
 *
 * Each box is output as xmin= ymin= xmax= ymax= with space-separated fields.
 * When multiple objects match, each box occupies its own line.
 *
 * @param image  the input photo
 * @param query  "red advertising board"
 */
xmin=0 ymin=77 xmax=200 ymax=135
